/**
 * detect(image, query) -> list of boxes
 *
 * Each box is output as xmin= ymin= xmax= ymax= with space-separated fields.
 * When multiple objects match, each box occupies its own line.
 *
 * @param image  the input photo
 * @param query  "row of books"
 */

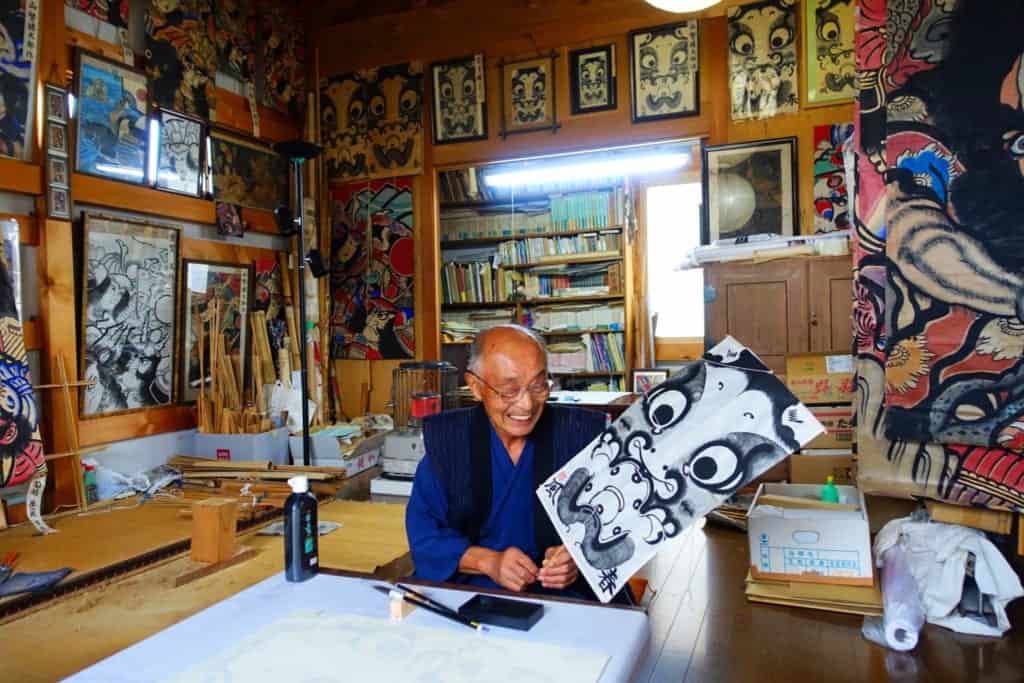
xmin=548 ymin=332 xmax=625 ymax=373
xmin=531 ymin=303 xmax=625 ymax=332
xmin=441 ymin=309 xmax=516 ymax=342
xmin=441 ymin=207 xmax=553 ymax=242
xmin=442 ymin=261 xmax=508 ymax=304
xmin=439 ymin=168 xmax=494 ymax=203
xmin=442 ymin=261 xmax=623 ymax=304
xmin=549 ymin=190 xmax=623 ymax=232
xmin=498 ymin=231 xmax=622 ymax=265
xmin=518 ymin=263 xmax=622 ymax=300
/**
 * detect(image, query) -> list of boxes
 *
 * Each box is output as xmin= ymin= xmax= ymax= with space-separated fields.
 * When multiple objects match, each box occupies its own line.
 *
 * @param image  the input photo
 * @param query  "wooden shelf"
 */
xmin=441 ymin=225 xmax=623 ymax=249
xmin=442 ymin=294 xmax=623 ymax=310
xmin=506 ymin=252 xmax=622 ymax=269
xmin=551 ymin=370 xmax=625 ymax=377
xmin=0 ymin=157 xmax=43 ymax=196
xmin=541 ymin=328 xmax=624 ymax=335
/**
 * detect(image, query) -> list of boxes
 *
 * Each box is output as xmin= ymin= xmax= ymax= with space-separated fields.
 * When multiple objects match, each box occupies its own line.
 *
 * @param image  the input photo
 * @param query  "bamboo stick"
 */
xmin=56 ymin=354 xmax=86 ymax=511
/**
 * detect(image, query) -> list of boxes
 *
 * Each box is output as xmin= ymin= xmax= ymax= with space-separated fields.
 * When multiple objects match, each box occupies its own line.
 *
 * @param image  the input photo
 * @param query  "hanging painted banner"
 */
xmin=812 ymin=122 xmax=853 ymax=233
xmin=538 ymin=337 xmax=823 ymax=602
xmin=0 ymin=218 xmax=51 ymax=534
xmin=214 ymin=0 xmax=255 ymax=83
xmin=320 ymin=63 xmax=424 ymax=183
xmin=330 ymin=179 xmax=415 ymax=359
xmin=727 ymin=0 xmax=799 ymax=121
xmin=0 ymin=0 xmax=41 ymax=161
xmin=259 ymin=0 xmax=305 ymax=115
xmin=65 ymin=0 xmax=128 ymax=30
xmin=145 ymin=0 xmax=217 ymax=120
xmin=853 ymin=0 xmax=1024 ymax=512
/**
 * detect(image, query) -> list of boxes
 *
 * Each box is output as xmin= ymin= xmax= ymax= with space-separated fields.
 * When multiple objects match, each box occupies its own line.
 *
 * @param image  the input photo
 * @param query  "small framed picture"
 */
xmin=630 ymin=21 xmax=700 ymax=123
xmin=47 ymin=121 xmax=68 ymax=157
xmin=431 ymin=54 xmax=487 ymax=144
xmin=155 ymin=109 xmax=204 ymax=197
xmin=48 ymin=157 xmax=69 ymax=188
xmin=632 ymin=368 xmax=669 ymax=394
xmin=570 ymin=44 xmax=616 ymax=115
xmin=499 ymin=53 xmax=559 ymax=137
xmin=701 ymin=137 xmax=798 ymax=244
xmin=48 ymin=186 xmax=70 ymax=220
xmin=45 ymin=85 xmax=67 ymax=123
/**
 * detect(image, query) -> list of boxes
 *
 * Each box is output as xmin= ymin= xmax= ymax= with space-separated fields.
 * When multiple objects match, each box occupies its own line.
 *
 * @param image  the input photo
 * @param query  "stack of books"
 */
xmin=518 ymin=263 xmax=622 ymax=300
xmin=498 ymin=231 xmax=622 ymax=265
xmin=532 ymin=303 xmax=625 ymax=332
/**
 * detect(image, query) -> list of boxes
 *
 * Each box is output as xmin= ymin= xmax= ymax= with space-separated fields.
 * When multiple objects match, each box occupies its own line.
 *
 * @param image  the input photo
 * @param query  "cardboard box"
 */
xmin=289 ymin=430 xmax=385 ymax=477
xmin=748 ymin=483 xmax=873 ymax=586
xmin=193 ymin=429 xmax=291 ymax=465
xmin=805 ymin=404 xmax=853 ymax=449
xmin=785 ymin=353 xmax=854 ymax=404
xmin=790 ymin=451 xmax=855 ymax=485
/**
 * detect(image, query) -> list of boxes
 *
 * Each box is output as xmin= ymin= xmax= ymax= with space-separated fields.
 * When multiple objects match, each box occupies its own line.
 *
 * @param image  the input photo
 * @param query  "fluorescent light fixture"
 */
xmin=68 ymin=93 xmax=76 ymax=118
xmin=484 ymin=152 xmax=690 ymax=188
xmin=147 ymin=119 xmax=160 ymax=184
xmin=645 ymin=0 xmax=722 ymax=12
xmin=95 ymin=163 xmax=145 ymax=179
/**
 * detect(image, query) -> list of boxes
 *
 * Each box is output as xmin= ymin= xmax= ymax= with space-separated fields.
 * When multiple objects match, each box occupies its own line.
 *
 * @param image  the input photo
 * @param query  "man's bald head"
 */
xmin=467 ymin=324 xmax=547 ymax=374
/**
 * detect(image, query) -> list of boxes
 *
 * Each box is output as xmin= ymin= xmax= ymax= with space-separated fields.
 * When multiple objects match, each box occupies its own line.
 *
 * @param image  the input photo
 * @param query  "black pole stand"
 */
xmin=273 ymin=141 xmax=323 ymax=467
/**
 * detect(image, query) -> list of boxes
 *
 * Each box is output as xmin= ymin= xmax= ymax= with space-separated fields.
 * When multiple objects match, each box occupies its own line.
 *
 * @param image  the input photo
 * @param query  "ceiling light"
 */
xmin=644 ymin=0 xmax=722 ymax=13
xmin=484 ymin=152 xmax=690 ymax=188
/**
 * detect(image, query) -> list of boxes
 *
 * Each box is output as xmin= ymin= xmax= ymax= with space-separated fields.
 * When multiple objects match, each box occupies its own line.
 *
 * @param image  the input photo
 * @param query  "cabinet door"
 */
xmin=809 ymin=256 xmax=854 ymax=354
xmin=704 ymin=259 xmax=809 ymax=374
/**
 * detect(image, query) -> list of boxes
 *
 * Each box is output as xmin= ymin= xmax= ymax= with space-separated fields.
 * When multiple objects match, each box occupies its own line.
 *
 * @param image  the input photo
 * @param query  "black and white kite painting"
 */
xmin=537 ymin=336 xmax=823 ymax=602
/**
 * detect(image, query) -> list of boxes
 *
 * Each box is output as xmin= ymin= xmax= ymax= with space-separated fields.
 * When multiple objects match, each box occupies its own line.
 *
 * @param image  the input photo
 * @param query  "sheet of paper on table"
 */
xmin=549 ymin=391 xmax=632 ymax=404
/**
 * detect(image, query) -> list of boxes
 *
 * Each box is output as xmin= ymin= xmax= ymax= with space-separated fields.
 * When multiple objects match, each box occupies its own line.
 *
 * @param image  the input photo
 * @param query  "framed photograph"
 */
xmin=804 ymin=0 xmax=855 ymax=106
xmin=179 ymin=260 xmax=252 ymax=403
xmin=47 ymin=157 xmax=69 ymax=188
xmin=630 ymin=21 xmax=700 ymax=123
xmin=48 ymin=186 xmax=70 ymax=220
xmin=155 ymin=109 xmax=203 ymax=197
xmin=431 ymin=54 xmax=487 ymax=144
xmin=632 ymin=368 xmax=669 ymax=394
xmin=728 ymin=0 xmax=799 ymax=120
xmin=702 ymin=137 xmax=798 ymax=244
xmin=208 ymin=129 xmax=289 ymax=211
xmin=499 ymin=53 xmax=558 ymax=137
xmin=570 ymin=44 xmax=616 ymax=115
xmin=45 ymin=85 xmax=67 ymax=123
xmin=46 ymin=121 xmax=68 ymax=157
xmin=80 ymin=214 xmax=179 ymax=417
xmin=74 ymin=49 xmax=149 ymax=184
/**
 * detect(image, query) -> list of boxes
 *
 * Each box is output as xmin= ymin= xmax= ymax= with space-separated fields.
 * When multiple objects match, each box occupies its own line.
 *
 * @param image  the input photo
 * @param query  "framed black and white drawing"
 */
xmin=499 ymin=53 xmax=558 ymax=137
xmin=45 ymin=85 xmax=67 ymax=123
xmin=728 ymin=0 xmax=799 ymax=120
xmin=570 ymin=44 xmax=616 ymax=115
xmin=629 ymin=20 xmax=700 ymax=123
xmin=631 ymin=368 xmax=668 ymax=395
xmin=154 ymin=109 xmax=204 ymax=197
xmin=80 ymin=214 xmax=179 ymax=417
xmin=701 ymin=137 xmax=797 ymax=245
xmin=179 ymin=260 xmax=251 ymax=403
xmin=47 ymin=157 xmax=69 ymax=188
xmin=431 ymin=55 xmax=487 ymax=144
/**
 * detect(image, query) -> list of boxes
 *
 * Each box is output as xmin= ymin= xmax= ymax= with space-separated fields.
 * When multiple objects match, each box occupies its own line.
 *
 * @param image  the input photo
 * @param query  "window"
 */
xmin=646 ymin=182 xmax=704 ymax=339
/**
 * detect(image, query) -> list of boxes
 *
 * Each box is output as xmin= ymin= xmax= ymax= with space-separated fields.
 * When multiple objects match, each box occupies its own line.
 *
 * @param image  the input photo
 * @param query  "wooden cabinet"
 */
xmin=704 ymin=256 xmax=852 ymax=373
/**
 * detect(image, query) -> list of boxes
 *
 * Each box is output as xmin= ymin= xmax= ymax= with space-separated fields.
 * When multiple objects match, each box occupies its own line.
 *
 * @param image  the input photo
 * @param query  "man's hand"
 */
xmin=538 ymin=545 xmax=578 ymax=590
xmin=480 ymin=547 xmax=538 ymax=592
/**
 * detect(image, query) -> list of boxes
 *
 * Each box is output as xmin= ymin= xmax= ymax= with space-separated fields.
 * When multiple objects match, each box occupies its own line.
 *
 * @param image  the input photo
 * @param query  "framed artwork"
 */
xmin=431 ymin=55 xmax=487 ymax=144
xmin=45 ymin=85 xmax=67 ymax=123
xmin=701 ymin=137 xmax=797 ymax=244
xmin=208 ymin=129 xmax=288 ymax=211
xmin=728 ymin=0 xmax=799 ymax=121
xmin=499 ymin=53 xmax=558 ymax=137
xmin=64 ymin=0 xmax=128 ymax=30
xmin=629 ymin=21 xmax=699 ymax=122
xmin=180 ymin=260 xmax=251 ymax=403
xmin=812 ymin=123 xmax=853 ymax=233
xmin=47 ymin=157 xmax=69 ymax=188
xmin=48 ymin=187 xmax=69 ymax=220
xmin=80 ymin=214 xmax=179 ymax=417
xmin=1 ymin=218 xmax=21 ymax=318
xmin=570 ymin=44 xmax=616 ymax=115
xmin=804 ymin=0 xmax=855 ymax=106
xmin=74 ymin=49 xmax=149 ymax=184
xmin=155 ymin=109 xmax=203 ymax=197
xmin=631 ymin=368 xmax=669 ymax=395
xmin=0 ymin=0 xmax=41 ymax=162
xmin=46 ymin=121 xmax=68 ymax=157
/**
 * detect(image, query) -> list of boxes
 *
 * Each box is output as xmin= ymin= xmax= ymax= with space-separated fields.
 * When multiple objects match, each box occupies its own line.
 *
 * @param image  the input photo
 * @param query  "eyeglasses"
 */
xmin=468 ymin=371 xmax=554 ymax=403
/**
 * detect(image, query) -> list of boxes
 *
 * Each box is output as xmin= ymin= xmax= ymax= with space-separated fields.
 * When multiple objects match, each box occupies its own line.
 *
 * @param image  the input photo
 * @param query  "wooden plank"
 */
xmin=0 ymin=158 xmax=43 ymax=196
xmin=189 ymin=498 xmax=239 ymax=564
xmin=925 ymin=500 xmax=1014 ymax=535
xmin=241 ymin=208 xmax=280 ymax=235
xmin=66 ymin=29 xmax=125 ymax=63
xmin=370 ymin=360 xmax=401 ymax=415
xmin=0 ymin=213 xmax=40 ymax=245
xmin=22 ymin=318 xmax=43 ymax=351
xmin=77 ymin=406 xmax=196 ymax=448
xmin=175 ymin=546 xmax=259 ymax=587
xmin=214 ymin=88 xmax=302 ymax=142
xmin=180 ymin=237 xmax=281 ymax=264
xmin=71 ymin=173 xmax=215 ymax=224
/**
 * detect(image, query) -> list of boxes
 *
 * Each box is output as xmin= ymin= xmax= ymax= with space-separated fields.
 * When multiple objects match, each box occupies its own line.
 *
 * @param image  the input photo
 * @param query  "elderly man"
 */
xmin=405 ymin=324 xmax=612 ymax=600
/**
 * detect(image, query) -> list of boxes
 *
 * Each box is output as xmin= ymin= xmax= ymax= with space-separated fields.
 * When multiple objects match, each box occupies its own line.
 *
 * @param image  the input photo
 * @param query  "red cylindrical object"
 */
xmin=411 ymin=392 xmax=442 ymax=419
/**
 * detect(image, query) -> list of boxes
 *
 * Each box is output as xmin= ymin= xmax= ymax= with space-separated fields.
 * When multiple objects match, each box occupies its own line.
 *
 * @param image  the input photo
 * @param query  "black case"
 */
xmin=457 ymin=594 xmax=544 ymax=631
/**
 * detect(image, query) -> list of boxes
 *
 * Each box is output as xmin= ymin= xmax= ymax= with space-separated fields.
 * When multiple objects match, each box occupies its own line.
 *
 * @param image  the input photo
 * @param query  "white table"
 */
xmin=67 ymin=571 xmax=650 ymax=682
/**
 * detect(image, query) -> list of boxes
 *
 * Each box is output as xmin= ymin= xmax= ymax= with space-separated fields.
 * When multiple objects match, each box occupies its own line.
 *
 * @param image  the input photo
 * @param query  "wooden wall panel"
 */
xmin=0 ymin=158 xmax=44 ymax=196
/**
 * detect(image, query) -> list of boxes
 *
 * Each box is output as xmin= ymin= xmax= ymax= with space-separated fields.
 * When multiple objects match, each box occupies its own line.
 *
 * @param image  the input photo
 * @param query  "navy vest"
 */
xmin=422 ymin=404 xmax=606 ymax=563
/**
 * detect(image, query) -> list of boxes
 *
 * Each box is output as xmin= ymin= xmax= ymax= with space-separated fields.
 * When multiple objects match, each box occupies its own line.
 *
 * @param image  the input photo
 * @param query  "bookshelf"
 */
xmin=438 ymin=162 xmax=633 ymax=392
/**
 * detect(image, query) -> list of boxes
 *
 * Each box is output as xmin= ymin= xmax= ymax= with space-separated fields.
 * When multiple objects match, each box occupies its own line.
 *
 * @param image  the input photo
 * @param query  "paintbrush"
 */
xmin=372 ymin=585 xmax=486 ymax=632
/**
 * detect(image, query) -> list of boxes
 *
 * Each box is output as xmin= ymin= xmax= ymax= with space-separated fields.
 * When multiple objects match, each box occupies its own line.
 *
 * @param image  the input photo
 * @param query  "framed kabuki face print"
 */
xmin=629 ymin=20 xmax=699 ymax=123
xmin=570 ymin=44 xmax=616 ymax=115
xmin=431 ymin=54 xmax=487 ymax=144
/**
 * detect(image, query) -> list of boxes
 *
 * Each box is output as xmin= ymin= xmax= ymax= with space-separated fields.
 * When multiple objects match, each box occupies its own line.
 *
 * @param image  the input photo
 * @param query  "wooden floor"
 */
xmin=635 ymin=521 xmax=1024 ymax=683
